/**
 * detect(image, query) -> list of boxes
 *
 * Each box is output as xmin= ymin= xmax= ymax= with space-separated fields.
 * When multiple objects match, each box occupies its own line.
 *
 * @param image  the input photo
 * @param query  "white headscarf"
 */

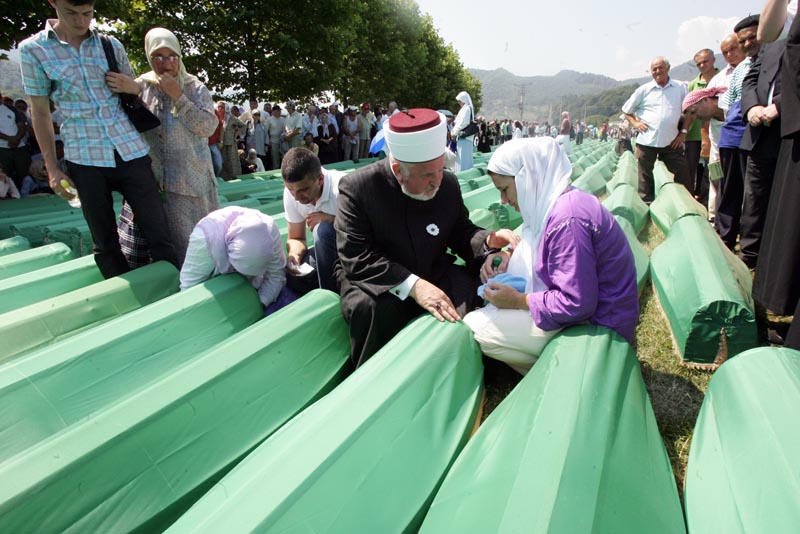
xmin=456 ymin=91 xmax=473 ymax=109
xmin=140 ymin=27 xmax=197 ymax=88
xmin=198 ymin=207 xmax=276 ymax=289
xmin=488 ymin=138 xmax=572 ymax=292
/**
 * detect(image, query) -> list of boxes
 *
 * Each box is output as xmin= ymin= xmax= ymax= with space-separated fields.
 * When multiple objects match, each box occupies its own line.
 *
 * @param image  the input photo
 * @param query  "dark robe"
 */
xmin=334 ymin=158 xmax=489 ymax=367
xmin=753 ymin=15 xmax=800 ymax=315
xmin=738 ymin=40 xmax=785 ymax=266
xmin=317 ymin=124 xmax=338 ymax=165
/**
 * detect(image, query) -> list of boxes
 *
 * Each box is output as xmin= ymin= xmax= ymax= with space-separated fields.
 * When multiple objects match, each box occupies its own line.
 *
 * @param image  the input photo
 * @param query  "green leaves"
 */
xmin=3 ymin=0 xmax=480 ymax=110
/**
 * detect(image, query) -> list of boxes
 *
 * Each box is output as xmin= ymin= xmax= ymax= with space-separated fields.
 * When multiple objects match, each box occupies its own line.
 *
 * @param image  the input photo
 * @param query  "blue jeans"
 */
xmin=208 ymin=144 xmax=222 ymax=177
xmin=312 ymin=221 xmax=337 ymax=291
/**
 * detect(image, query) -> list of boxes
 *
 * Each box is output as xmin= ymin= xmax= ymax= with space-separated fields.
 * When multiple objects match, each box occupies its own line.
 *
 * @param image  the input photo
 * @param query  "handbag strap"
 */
xmin=99 ymin=34 xmax=120 ymax=74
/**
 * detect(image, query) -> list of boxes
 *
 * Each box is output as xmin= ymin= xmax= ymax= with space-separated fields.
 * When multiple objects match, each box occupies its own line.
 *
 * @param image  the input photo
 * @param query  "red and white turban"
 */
xmin=682 ymin=86 xmax=728 ymax=112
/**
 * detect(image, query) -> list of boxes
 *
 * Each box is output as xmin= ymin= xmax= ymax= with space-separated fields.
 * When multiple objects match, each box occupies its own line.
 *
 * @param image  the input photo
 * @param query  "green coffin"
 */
xmin=651 ymin=216 xmax=757 ymax=365
xmin=0 ymin=290 xmax=350 ymax=533
xmin=0 ymin=255 xmax=102 ymax=314
xmin=0 ymin=242 xmax=73 ymax=280
xmin=0 ymin=273 xmax=262 ymax=462
xmin=0 ymin=261 xmax=179 ymax=363
xmin=166 ymin=317 xmax=483 ymax=533
xmin=420 ymin=325 xmax=685 ymax=534
xmin=606 ymin=152 xmax=638 ymax=194
xmin=615 ymin=215 xmax=650 ymax=295
xmin=650 ymin=183 xmax=708 ymax=235
xmin=684 ymin=347 xmax=800 ymax=534
xmin=653 ymin=162 xmax=675 ymax=195
xmin=603 ymin=183 xmax=650 ymax=234
xmin=572 ymin=167 xmax=607 ymax=196
xmin=0 ymin=236 xmax=30 ymax=257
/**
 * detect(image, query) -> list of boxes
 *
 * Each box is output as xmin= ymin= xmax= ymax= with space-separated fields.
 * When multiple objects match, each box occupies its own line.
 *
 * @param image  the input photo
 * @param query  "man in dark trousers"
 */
xmin=19 ymin=0 xmax=178 ymax=278
xmin=738 ymin=38 xmax=785 ymax=268
xmin=335 ymin=108 xmax=514 ymax=367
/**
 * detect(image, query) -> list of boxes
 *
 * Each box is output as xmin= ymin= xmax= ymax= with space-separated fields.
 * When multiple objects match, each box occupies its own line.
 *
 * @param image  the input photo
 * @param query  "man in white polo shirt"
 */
xmin=622 ymin=56 xmax=691 ymax=202
xmin=281 ymin=147 xmax=345 ymax=293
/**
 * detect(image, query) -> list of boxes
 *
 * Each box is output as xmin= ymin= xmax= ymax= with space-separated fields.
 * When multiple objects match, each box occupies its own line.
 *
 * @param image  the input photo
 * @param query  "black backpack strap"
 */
xmin=99 ymin=34 xmax=120 ymax=73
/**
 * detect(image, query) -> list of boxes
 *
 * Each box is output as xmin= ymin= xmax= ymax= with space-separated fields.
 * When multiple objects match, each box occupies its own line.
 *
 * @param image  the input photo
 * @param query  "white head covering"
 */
xmin=384 ymin=108 xmax=447 ymax=163
xmin=140 ymin=27 xmax=197 ymax=88
xmin=488 ymin=138 xmax=572 ymax=292
xmin=198 ymin=207 xmax=276 ymax=289
xmin=456 ymin=91 xmax=473 ymax=109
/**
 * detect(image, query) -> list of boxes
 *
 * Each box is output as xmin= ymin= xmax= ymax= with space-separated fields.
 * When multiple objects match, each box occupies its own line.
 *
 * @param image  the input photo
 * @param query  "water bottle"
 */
xmin=60 ymin=179 xmax=81 ymax=209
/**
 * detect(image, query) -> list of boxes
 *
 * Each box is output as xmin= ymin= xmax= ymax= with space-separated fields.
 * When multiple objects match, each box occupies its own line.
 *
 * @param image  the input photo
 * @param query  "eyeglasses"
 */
xmin=151 ymin=54 xmax=179 ymax=64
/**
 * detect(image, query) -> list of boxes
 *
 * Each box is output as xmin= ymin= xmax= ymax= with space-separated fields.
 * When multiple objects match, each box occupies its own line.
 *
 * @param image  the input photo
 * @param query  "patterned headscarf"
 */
xmin=682 ymin=86 xmax=727 ymax=112
xmin=140 ymin=27 xmax=197 ymax=88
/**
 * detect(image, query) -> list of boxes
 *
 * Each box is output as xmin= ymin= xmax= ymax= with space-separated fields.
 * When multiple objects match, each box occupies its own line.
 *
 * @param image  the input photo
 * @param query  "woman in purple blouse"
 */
xmin=464 ymin=138 xmax=639 ymax=374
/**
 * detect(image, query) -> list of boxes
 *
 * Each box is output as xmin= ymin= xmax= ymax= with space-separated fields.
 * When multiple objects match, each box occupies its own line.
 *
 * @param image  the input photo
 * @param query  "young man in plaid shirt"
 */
xmin=19 ymin=0 xmax=178 ymax=277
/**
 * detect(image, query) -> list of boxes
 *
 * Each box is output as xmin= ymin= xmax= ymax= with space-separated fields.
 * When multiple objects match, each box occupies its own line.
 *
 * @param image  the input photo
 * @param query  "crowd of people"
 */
xmin=3 ymin=0 xmax=798 ymax=374
xmin=621 ymin=4 xmax=799 ymax=347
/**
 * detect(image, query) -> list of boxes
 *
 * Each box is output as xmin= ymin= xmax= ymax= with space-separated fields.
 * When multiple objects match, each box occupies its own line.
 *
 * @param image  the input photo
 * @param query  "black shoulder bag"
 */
xmin=459 ymin=106 xmax=479 ymax=138
xmin=99 ymin=35 xmax=161 ymax=133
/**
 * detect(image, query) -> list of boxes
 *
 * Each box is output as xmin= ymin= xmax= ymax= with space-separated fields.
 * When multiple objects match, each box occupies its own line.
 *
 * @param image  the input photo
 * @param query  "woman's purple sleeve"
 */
xmin=527 ymin=218 xmax=599 ymax=330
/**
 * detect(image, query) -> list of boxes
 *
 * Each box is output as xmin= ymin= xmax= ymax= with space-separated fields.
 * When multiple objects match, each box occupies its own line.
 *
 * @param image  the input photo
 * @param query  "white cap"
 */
xmin=384 ymin=108 xmax=447 ymax=163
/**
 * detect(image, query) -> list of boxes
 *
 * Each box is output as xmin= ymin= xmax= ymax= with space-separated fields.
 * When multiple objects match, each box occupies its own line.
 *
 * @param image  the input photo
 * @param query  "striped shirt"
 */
xmin=719 ymin=57 xmax=752 ymax=112
xmin=19 ymin=20 xmax=150 ymax=167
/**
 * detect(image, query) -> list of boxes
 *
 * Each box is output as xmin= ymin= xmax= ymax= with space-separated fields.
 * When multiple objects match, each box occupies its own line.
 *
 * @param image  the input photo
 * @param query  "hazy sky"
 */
xmin=414 ymin=0 xmax=763 ymax=80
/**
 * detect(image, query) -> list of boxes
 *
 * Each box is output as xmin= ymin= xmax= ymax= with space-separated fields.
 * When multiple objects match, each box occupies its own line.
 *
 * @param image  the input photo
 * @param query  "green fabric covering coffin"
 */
xmin=653 ymin=162 xmax=675 ymax=197
xmin=0 ymin=242 xmax=73 ymax=280
xmin=43 ymin=220 xmax=94 ymax=257
xmin=614 ymin=215 xmax=650 ymax=295
xmin=606 ymin=152 xmax=638 ymax=194
xmin=0 ymin=273 xmax=262 ymax=463
xmin=650 ymin=216 xmax=757 ymax=366
xmin=0 ymin=261 xmax=179 ymax=363
xmin=166 ymin=317 xmax=483 ymax=534
xmin=650 ymin=182 xmax=709 ymax=235
xmin=0 ymin=290 xmax=350 ymax=534
xmin=420 ymin=325 xmax=685 ymax=534
xmin=684 ymin=347 xmax=800 ymax=534
xmin=603 ymin=183 xmax=649 ymax=234
xmin=0 ymin=255 xmax=102 ymax=314
xmin=0 ymin=236 xmax=30 ymax=257
xmin=571 ymin=166 xmax=607 ymax=196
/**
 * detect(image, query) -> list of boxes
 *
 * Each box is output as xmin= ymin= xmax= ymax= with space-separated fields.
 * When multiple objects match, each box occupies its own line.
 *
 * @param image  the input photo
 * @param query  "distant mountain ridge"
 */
xmin=470 ymin=56 xmax=721 ymax=120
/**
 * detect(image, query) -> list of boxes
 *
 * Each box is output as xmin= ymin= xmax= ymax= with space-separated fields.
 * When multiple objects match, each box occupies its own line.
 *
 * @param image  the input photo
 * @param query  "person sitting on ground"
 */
xmin=246 ymin=148 xmax=265 ymax=173
xmin=335 ymin=108 xmax=518 ymax=367
xmin=282 ymin=147 xmax=345 ymax=294
xmin=238 ymin=148 xmax=256 ymax=174
xmin=464 ymin=138 xmax=639 ymax=375
xmin=20 ymin=159 xmax=54 ymax=197
xmin=302 ymin=132 xmax=319 ymax=157
xmin=179 ymin=206 xmax=294 ymax=315
xmin=0 ymin=167 xmax=20 ymax=199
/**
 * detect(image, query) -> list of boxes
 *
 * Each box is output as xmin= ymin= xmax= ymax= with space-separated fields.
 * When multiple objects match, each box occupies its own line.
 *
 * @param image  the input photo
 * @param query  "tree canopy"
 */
xmin=2 ymin=0 xmax=481 ymax=113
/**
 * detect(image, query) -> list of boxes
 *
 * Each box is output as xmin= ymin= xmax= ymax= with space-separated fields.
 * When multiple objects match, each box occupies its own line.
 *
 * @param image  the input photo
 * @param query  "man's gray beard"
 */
xmin=400 ymin=184 xmax=438 ymax=201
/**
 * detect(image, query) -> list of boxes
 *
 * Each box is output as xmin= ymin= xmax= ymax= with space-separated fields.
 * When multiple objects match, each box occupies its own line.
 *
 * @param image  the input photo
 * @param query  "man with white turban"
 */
xmin=335 ymin=108 xmax=517 ymax=367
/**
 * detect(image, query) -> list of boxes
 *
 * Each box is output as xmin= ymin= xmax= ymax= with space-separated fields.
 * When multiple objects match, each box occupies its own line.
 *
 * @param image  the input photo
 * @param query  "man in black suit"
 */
xmin=335 ymin=108 xmax=513 ymax=367
xmin=739 ymin=39 xmax=785 ymax=268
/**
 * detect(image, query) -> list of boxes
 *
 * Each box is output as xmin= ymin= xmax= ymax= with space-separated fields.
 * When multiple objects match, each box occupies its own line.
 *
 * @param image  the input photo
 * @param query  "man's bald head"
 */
xmin=720 ymin=34 xmax=745 ymax=68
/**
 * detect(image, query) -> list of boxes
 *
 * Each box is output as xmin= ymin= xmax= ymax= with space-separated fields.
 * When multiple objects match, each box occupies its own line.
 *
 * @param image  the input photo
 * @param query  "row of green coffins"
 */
xmin=0 ymin=290 xmax=687 ymax=533
xmin=0 ymin=247 xmax=792 ymax=532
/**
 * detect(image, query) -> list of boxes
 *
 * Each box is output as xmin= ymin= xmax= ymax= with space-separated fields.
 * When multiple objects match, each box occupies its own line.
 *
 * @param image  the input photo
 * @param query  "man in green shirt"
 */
xmin=685 ymin=48 xmax=719 ymax=206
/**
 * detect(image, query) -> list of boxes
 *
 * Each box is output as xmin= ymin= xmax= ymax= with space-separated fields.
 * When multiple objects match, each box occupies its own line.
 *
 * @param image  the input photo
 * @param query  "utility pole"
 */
xmin=513 ymin=83 xmax=531 ymax=121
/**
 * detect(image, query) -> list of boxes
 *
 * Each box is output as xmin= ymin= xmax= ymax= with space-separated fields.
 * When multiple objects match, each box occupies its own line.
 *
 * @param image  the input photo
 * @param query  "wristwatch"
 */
xmin=680 ymin=129 xmax=688 ymax=134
